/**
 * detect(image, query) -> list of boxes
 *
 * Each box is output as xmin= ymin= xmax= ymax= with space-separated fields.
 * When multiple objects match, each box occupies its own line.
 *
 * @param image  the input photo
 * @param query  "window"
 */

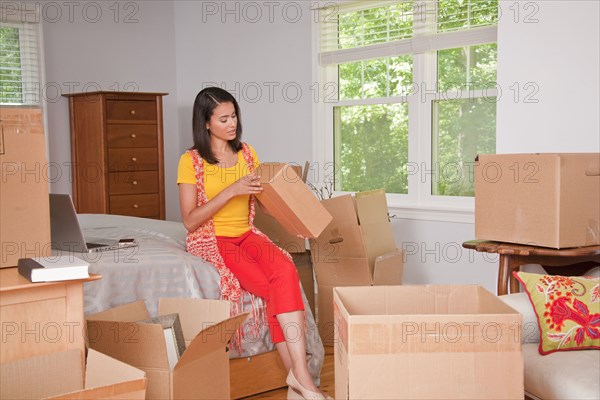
xmin=0 ymin=7 xmax=42 ymax=105
xmin=314 ymin=0 xmax=498 ymax=220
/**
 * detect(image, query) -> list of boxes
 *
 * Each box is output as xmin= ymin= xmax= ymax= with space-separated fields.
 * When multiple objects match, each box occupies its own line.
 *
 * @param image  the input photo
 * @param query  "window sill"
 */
xmin=388 ymin=204 xmax=474 ymax=224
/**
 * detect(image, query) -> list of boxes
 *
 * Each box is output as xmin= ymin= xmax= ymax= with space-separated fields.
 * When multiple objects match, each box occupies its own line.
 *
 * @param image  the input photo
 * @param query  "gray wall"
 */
xmin=42 ymin=1 xmax=180 ymax=219
xmin=173 ymin=1 xmax=313 ymax=165
xmin=496 ymin=0 xmax=599 ymax=153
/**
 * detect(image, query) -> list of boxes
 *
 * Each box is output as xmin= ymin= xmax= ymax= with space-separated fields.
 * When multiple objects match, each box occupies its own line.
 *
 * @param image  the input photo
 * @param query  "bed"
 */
xmin=78 ymin=214 xmax=324 ymax=398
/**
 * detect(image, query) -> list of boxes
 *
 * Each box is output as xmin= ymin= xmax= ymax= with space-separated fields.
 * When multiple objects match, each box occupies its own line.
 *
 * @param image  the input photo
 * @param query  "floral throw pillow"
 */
xmin=514 ymin=271 xmax=600 ymax=355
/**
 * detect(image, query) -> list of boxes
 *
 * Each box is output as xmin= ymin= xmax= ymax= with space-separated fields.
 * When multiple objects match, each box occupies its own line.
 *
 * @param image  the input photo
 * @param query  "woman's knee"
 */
xmin=274 ymin=260 xmax=300 ymax=284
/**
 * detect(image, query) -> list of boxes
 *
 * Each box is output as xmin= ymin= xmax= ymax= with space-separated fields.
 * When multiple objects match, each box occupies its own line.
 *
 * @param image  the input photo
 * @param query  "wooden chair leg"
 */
xmin=498 ymin=254 xmax=510 ymax=295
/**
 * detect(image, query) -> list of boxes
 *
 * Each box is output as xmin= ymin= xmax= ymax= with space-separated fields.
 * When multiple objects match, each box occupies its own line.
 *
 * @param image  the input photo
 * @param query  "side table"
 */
xmin=0 ymin=267 xmax=101 ymax=363
xmin=462 ymin=240 xmax=600 ymax=295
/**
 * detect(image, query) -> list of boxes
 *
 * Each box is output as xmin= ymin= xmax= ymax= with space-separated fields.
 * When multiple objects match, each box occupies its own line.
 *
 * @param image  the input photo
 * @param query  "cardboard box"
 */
xmin=292 ymin=251 xmax=316 ymax=316
xmin=333 ymin=285 xmax=524 ymax=399
xmin=475 ymin=153 xmax=600 ymax=248
xmin=310 ymin=190 xmax=404 ymax=345
xmin=254 ymin=205 xmax=306 ymax=253
xmin=87 ymin=299 xmax=248 ymax=400
xmin=1 ymin=348 xmax=146 ymax=400
xmin=256 ymin=163 xmax=332 ymax=238
xmin=0 ymin=106 xmax=51 ymax=268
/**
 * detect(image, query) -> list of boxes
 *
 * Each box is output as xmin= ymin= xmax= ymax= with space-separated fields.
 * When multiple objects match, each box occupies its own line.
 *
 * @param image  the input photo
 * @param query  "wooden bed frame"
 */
xmin=230 ymin=350 xmax=288 ymax=398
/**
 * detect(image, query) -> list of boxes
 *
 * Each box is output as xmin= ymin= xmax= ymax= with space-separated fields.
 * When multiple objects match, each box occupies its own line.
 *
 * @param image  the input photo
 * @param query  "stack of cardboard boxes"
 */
xmin=309 ymin=190 xmax=404 ymax=346
xmin=0 ymin=106 xmax=148 ymax=399
xmin=0 ymin=106 xmax=51 ymax=267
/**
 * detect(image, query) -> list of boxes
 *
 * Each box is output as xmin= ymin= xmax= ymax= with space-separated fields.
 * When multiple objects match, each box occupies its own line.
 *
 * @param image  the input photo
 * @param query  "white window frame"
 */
xmin=1 ymin=3 xmax=44 ymax=106
xmin=312 ymin=0 xmax=497 ymax=223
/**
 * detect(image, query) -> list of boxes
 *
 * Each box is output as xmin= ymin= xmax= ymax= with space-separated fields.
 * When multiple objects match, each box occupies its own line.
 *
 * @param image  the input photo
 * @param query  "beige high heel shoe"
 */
xmin=286 ymin=370 xmax=333 ymax=400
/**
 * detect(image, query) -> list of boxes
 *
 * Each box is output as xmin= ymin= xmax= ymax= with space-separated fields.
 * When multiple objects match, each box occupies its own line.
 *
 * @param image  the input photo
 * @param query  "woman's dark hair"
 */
xmin=191 ymin=87 xmax=243 ymax=164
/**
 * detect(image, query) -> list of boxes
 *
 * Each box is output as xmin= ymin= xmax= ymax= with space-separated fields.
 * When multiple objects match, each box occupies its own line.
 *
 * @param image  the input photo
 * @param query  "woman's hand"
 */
xmin=179 ymin=173 xmax=262 ymax=232
xmin=227 ymin=173 xmax=263 ymax=197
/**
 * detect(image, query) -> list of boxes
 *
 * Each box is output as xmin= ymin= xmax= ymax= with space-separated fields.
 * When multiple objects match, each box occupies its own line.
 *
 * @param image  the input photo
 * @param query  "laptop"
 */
xmin=49 ymin=194 xmax=138 ymax=253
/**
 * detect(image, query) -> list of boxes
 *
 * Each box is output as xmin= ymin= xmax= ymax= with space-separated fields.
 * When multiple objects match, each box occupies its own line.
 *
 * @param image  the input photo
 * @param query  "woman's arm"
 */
xmin=179 ymin=173 xmax=263 ymax=232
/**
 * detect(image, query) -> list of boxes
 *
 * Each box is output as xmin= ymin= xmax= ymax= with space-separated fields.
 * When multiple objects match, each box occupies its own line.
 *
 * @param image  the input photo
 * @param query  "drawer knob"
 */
xmin=132 ymin=180 xmax=138 ymax=185
xmin=130 ymin=110 xmax=136 ymax=115
xmin=133 ymin=204 xmax=139 ymax=208
xmin=131 ymin=157 xmax=137 ymax=162
xmin=131 ymin=134 xmax=137 ymax=138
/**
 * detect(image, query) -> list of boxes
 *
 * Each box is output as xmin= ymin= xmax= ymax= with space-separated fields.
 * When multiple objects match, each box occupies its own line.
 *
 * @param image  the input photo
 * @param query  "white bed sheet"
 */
xmin=78 ymin=214 xmax=323 ymax=379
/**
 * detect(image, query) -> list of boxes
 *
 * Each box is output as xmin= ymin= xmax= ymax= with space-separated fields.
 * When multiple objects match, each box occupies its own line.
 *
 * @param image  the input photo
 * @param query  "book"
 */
xmin=138 ymin=314 xmax=186 ymax=370
xmin=17 ymin=256 xmax=90 ymax=282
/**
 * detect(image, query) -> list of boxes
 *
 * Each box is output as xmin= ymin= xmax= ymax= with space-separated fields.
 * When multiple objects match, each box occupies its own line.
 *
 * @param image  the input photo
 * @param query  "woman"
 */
xmin=178 ymin=87 xmax=330 ymax=400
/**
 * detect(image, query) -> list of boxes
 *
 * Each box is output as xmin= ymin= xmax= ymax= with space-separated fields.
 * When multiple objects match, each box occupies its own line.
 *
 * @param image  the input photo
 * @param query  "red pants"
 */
xmin=216 ymin=230 xmax=304 ymax=343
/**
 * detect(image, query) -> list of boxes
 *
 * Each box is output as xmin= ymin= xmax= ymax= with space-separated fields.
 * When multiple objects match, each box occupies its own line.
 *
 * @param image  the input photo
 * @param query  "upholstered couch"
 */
xmin=500 ymin=292 xmax=600 ymax=400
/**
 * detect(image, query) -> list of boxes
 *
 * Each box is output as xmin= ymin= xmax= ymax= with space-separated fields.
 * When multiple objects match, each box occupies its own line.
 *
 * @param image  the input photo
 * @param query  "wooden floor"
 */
xmin=244 ymin=348 xmax=334 ymax=400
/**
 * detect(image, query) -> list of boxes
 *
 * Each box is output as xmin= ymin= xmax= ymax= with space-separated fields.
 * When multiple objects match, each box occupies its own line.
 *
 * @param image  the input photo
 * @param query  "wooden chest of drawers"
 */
xmin=64 ymin=92 xmax=167 ymax=219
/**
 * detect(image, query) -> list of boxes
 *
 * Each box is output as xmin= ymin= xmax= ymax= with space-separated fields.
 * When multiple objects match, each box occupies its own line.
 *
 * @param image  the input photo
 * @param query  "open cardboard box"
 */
xmin=86 ymin=298 xmax=248 ymax=400
xmin=254 ymin=163 xmax=307 ymax=253
xmin=1 ymin=348 xmax=146 ymax=399
xmin=333 ymin=285 xmax=524 ymax=399
xmin=254 ymin=163 xmax=316 ymax=314
xmin=256 ymin=162 xmax=332 ymax=239
xmin=475 ymin=153 xmax=600 ymax=248
xmin=310 ymin=189 xmax=404 ymax=345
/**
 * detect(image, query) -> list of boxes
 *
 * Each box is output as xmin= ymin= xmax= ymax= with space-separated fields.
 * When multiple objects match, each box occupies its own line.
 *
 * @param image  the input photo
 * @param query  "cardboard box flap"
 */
xmin=354 ymin=189 xmax=390 ymax=225
xmin=310 ymin=222 xmax=366 ymax=261
xmin=257 ymin=162 xmax=332 ymax=238
xmin=257 ymin=162 xmax=304 ymax=183
xmin=260 ymin=197 xmax=311 ymax=238
xmin=84 ymin=349 xmax=146 ymax=389
xmin=87 ymin=320 xmax=170 ymax=370
xmin=0 ymin=349 xmax=83 ymax=400
xmin=320 ymin=195 xmax=358 ymax=225
xmin=335 ymin=285 xmax=521 ymax=316
xmin=372 ymin=251 xmax=404 ymax=285
xmin=314 ymin=257 xmax=372 ymax=286
xmin=87 ymin=300 xmax=150 ymax=322
xmin=175 ymin=313 xmax=249 ymax=370
xmin=258 ymin=163 xmax=294 ymax=184
xmin=158 ymin=298 xmax=230 ymax=342
xmin=48 ymin=350 xmax=147 ymax=400
xmin=254 ymin=204 xmax=306 ymax=253
xmin=360 ymin=221 xmax=397 ymax=269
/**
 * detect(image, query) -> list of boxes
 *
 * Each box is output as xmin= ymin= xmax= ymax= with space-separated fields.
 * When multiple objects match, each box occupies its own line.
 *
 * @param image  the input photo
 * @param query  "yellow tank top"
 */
xmin=177 ymin=146 xmax=260 ymax=237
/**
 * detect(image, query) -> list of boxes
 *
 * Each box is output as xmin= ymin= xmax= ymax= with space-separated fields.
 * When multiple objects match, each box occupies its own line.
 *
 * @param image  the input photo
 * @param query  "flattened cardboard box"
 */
xmin=1 ymin=348 xmax=146 ymax=400
xmin=310 ymin=190 xmax=403 ymax=345
xmin=334 ymin=285 xmax=524 ymax=400
xmin=0 ymin=107 xmax=51 ymax=268
xmin=475 ymin=153 xmax=600 ymax=248
xmin=87 ymin=298 xmax=248 ymax=400
xmin=256 ymin=163 xmax=332 ymax=239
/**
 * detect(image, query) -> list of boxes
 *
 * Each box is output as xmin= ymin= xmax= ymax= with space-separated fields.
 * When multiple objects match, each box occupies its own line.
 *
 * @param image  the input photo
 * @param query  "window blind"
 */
xmin=1 ymin=5 xmax=41 ymax=105
xmin=319 ymin=0 xmax=498 ymax=65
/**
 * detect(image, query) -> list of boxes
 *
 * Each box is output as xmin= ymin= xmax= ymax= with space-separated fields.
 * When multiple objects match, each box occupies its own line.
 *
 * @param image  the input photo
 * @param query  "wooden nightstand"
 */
xmin=0 ymin=268 xmax=101 ymax=363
